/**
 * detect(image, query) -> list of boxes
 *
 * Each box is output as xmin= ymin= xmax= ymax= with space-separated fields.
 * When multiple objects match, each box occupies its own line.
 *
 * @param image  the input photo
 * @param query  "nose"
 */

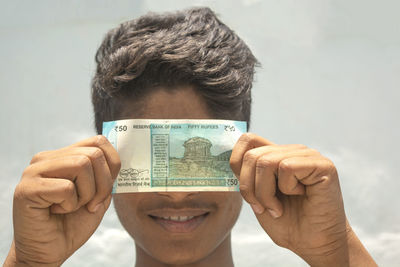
xmin=156 ymin=191 xmax=199 ymax=201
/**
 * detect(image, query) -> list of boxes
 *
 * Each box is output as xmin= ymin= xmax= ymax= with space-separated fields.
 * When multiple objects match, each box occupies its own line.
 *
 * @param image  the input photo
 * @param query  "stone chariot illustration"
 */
xmin=169 ymin=136 xmax=233 ymax=178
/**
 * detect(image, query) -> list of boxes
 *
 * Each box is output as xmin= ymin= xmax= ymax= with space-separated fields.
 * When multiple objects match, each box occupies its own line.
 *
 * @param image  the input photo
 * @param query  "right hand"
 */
xmin=7 ymin=135 xmax=121 ymax=266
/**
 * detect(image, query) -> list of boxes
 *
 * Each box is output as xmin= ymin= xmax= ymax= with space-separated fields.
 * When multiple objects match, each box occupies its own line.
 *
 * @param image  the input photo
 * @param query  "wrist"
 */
xmin=4 ymin=240 xmax=61 ymax=267
xmin=297 ymin=230 xmax=350 ymax=267
xmin=4 ymin=241 xmax=28 ymax=267
xmin=297 ymin=224 xmax=377 ymax=267
xmin=345 ymin=227 xmax=378 ymax=267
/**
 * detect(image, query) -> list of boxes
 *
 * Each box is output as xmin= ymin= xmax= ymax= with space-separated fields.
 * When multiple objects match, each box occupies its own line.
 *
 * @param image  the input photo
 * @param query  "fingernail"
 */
xmin=250 ymin=203 xmax=265 ymax=214
xmin=267 ymin=208 xmax=280 ymax=219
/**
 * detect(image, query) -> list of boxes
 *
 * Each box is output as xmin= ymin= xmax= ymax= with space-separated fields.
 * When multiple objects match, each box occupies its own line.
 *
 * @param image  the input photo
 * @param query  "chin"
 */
xmin=135 ymin=231 xmax=231 ymax=266
xmin=149 ymin=249 xmax=204 ymax=265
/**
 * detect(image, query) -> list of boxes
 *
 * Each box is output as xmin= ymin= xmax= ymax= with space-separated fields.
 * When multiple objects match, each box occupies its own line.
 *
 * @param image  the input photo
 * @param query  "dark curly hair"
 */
xmin=91 ymin=7 xmax=259 ymax=134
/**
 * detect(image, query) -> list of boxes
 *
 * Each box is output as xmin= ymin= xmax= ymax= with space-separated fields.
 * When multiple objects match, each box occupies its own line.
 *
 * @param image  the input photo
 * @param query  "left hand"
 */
xmin=230 ymin=133 xmax=350 ymax=265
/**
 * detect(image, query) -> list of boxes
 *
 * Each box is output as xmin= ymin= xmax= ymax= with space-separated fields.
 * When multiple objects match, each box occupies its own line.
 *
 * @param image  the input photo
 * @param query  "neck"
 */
xmin=135 ymin=234 xmax=234 ymax=267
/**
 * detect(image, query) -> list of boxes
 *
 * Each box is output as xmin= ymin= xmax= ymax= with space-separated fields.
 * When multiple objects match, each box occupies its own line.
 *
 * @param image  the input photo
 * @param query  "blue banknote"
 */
xmin=103 ymin=119 xmax=246 ymax=193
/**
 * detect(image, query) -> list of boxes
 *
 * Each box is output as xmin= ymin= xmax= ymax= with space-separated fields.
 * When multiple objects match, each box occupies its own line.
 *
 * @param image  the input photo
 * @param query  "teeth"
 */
xmin=160 ymin=216 xmax=194 ymax=221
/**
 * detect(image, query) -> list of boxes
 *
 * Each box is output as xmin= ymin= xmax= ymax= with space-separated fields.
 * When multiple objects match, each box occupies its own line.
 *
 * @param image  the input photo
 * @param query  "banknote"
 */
xmin=103 ymin=119 xmax=247 ymax=193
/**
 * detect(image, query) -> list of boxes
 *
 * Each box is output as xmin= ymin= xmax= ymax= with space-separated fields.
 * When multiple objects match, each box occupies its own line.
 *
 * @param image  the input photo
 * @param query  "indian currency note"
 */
xmin=103 ymin=119 xmax=247 ymax=193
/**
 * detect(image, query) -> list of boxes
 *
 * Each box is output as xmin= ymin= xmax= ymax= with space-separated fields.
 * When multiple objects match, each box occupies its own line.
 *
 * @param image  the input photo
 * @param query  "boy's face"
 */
xmin=112 ymin=86 xmax=243 ymax=265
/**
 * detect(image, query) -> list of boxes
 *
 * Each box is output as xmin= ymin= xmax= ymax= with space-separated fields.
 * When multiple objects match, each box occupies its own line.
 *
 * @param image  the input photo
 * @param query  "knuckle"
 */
xmin=279 ymin=160 xmax=293 ymax=172
xmin=255 ymin=155 xmax=274 ymax=169
xmin=229 ymin=158 xmax=241 ymax=175
xmin=74 ymin=155 xmax=92 ymax=170
xmin=239 ymin=184 xmax=251 ymax=200
xmin=21 ymin=164 xmax=35 ymax=178
xmin=63 ymin=180 xmax=76 ymax=196
xmin=94 ymin=135 xmax=108 ymax=147
xmin=89 ymin=147 xmax=105 ymax=162
xmin=324 ymin=159 xmax=338 ymax=176
xmin=30 ymin=150 xmax=50 ymax=163
xmin=294 ymin=144 xmax=308 ymax=149
xmin=243 ymin=150 xmax=258 ymax=164
xmin=238 ymin=132 xmax=256 ymax=143
xmin=229 ymin=154 xmax=237 ymax=167
xmin=307 ymin=148 xmax=320 ymax=155
xmin=323 ymin=157 xmax=334 ymax=166
xmin=14 ymin=182 xmax=28 ymax=201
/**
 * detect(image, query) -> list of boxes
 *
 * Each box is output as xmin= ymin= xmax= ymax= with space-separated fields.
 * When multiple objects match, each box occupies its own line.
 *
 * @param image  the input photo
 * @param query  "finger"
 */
xmin=238 ymin=144 xmax=306 ymax=213
xmin=70 ymin=135 xmax=121 ymax=179
xmin=24 ymin=156 xmax=96 ymax=210
xmin=230 ymin=133 xmax=275 ymax=177
xmin=66 ymin=147 xmax=113 ymax=212
xmin=238 ymin=149 xmax=263 ymax=212
xmin=254 ymin=154 xmax=283 ymax=218
xmin=29 ymin=136 xmax=120 ymax=180
xmin=254 ymin=148 xmax=320 ymax=217
xmin=278 ymin=157 xmax=308 ymax=196
xmin=15 ymin=177 xmax=79 ymax=214
xmin=49 ymin=179 xmax=79 ymax=214
xmin=29 ymin=137 xmax=118 ymax=212
xmin=279 ymin=156 xmax=338 ymax=189
xmin=49 ymin=146 xmax=114 ymax=212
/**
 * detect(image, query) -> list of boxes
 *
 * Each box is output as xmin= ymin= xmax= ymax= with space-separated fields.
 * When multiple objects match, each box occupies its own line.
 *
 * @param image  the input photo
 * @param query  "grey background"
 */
xmin=1 ymin=0 xmax=399 ymax=266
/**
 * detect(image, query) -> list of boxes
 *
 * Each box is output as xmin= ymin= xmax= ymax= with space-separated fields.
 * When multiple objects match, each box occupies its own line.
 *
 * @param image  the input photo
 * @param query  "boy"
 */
xmin=5 ymin=7 xmax=376 ymax=267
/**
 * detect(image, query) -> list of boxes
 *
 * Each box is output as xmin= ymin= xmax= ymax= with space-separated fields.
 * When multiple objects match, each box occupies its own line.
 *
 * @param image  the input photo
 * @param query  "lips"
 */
xmin=148 ymin=210 xmax=209 ymax=233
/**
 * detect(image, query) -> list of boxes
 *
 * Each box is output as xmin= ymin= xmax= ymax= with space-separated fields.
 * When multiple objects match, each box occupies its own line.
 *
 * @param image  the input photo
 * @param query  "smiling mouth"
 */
xmin=159 ymin=215 xmax=195 ymax=221
xmin=148 ymin=212 xmax=209 ymax=233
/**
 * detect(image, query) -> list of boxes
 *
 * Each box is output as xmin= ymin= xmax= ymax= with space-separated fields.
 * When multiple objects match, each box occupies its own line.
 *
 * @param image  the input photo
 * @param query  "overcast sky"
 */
xmin=1 ymin=0 xmax=399 ymax=266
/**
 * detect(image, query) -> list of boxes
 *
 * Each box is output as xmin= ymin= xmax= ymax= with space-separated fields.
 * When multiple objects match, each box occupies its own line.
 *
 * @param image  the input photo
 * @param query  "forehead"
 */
xmin=118 ymin=85 xmax=214 ymax=120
